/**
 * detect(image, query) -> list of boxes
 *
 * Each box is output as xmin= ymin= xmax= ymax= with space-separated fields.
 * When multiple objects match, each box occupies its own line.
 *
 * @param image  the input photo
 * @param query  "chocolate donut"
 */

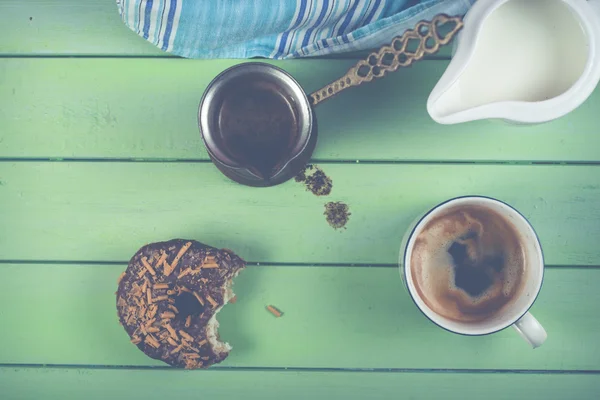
xmin=116 ymin=239 xmax=245 ymax=369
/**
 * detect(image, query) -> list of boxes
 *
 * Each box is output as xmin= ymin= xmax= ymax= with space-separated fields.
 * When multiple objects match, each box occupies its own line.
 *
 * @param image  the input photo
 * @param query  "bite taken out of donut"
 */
xmin=116 ymin=239 xmax=245 ymax=369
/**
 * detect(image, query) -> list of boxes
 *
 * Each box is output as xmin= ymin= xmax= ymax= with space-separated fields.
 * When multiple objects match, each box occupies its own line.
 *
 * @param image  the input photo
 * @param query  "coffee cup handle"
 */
xmin=512 ymin=312 xmax=547 ymax=348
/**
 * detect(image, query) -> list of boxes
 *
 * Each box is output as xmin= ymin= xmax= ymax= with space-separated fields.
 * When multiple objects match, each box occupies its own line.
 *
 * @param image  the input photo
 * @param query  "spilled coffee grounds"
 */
xmin=295 ymin=164 xmax=332 ymax=196
xmin=324 ymin=201 xmax=350 ymax=230
xmin=296 ymin=165 xmax=350 ymax=230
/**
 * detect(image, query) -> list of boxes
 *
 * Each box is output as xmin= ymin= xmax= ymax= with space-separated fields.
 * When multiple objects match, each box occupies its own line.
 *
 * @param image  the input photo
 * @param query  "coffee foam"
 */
xmin=410 ymin=205 xmax=527 ymax=323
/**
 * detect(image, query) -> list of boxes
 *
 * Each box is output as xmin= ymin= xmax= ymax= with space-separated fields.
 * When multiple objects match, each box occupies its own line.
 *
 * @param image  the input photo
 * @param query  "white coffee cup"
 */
xmin=399 ymin=196 xmax=547 ymax=348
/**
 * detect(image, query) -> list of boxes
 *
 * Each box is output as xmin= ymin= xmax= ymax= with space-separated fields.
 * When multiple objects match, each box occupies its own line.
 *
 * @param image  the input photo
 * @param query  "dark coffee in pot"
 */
xmin=217 ymin=79 xmax=298 ymax=178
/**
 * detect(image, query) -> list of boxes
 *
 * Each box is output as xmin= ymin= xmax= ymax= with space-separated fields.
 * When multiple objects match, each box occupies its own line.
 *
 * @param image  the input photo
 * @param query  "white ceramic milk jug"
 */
xmin=427 ymin=0 xmax=600 ymax=124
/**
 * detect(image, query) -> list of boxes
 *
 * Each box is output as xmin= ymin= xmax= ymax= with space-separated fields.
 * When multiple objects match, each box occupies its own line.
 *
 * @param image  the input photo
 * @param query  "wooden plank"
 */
xmin=2 ymin=59 xmax=600 ymax=162
xmin=0 ymin=0 xmax=166 ymax=56
xmin=0 ymin=0 xmax=454 ymax=58
xmin=1 ymin=368 xmax=599 ymax=400
xmin=0 ymin=263 xmax=597 ymax=370
xmin=0 ymin=163 xmax=599 ymax=265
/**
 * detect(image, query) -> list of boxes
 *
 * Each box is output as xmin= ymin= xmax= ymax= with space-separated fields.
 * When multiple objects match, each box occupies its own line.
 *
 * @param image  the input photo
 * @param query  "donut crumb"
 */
xmin=266 ymin=305 xmax=283 ymax=318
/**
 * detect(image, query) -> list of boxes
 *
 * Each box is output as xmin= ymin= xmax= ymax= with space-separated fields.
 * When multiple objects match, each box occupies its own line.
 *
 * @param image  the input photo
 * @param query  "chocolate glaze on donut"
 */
xmin=116 ymin=239 xmax=245 ymax=369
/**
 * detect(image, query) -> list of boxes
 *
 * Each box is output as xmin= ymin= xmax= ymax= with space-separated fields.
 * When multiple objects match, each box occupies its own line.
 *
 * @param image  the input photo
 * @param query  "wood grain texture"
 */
xmin=1 ymin=368 xmax=599 ymax=400
xmin=0 ymin=263 xmax=597 ymax=370
xmin=1 ymin=163 xmax=599 ymax=265
xmin=2 ymin=59 xmax=600 ymax=161
xmin=2 ymin=0 xmax=599 ymax=389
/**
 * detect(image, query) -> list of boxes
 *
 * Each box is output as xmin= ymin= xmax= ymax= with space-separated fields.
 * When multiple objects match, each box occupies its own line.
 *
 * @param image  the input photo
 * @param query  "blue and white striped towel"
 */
xmin=116 ymin=0 xmax=474 ymax=59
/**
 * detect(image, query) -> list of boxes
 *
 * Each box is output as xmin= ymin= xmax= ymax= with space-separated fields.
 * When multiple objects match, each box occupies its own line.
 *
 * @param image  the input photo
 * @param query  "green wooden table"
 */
xmin=1 ymin=1 xmax=600 ymax=399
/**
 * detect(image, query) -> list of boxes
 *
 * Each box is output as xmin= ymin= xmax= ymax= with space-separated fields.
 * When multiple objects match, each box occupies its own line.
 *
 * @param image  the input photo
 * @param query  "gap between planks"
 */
xmin=1 ymin=157 xmax=600 ymax=166
xmin=0 ymin=260 xmax=597 ymax=269
xmin=0 ymin=364 xmax=599 ymax=374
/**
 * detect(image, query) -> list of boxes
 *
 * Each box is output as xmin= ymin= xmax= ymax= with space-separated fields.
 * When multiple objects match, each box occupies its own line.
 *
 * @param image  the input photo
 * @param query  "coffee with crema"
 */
xmin=410 ymin=205 xmax=527 ymax=322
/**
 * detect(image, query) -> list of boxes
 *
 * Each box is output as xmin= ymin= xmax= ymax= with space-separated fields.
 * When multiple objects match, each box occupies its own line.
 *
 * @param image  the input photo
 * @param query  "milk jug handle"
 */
xmin=589 ymin=0 xmax=600 ymax=19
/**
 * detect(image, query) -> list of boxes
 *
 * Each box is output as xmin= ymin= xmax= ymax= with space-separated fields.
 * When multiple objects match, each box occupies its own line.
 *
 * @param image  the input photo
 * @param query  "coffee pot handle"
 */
xmin=512 ymin=312 xmax=547 ymax=349
xmin=308 ymin=14 xmax=464 ymax=107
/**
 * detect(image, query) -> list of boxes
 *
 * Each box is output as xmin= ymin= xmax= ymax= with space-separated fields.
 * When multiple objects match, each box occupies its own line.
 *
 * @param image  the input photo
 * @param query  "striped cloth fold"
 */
xmin=116 ymin=0 xmax=474 ymax=59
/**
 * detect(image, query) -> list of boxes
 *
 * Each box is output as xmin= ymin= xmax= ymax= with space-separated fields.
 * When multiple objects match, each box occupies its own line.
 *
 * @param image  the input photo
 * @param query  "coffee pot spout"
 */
xmin=241 ymin=159 xmax=292 ymax=184
xmin=246 ymin=166 xmax=269 ymax=181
